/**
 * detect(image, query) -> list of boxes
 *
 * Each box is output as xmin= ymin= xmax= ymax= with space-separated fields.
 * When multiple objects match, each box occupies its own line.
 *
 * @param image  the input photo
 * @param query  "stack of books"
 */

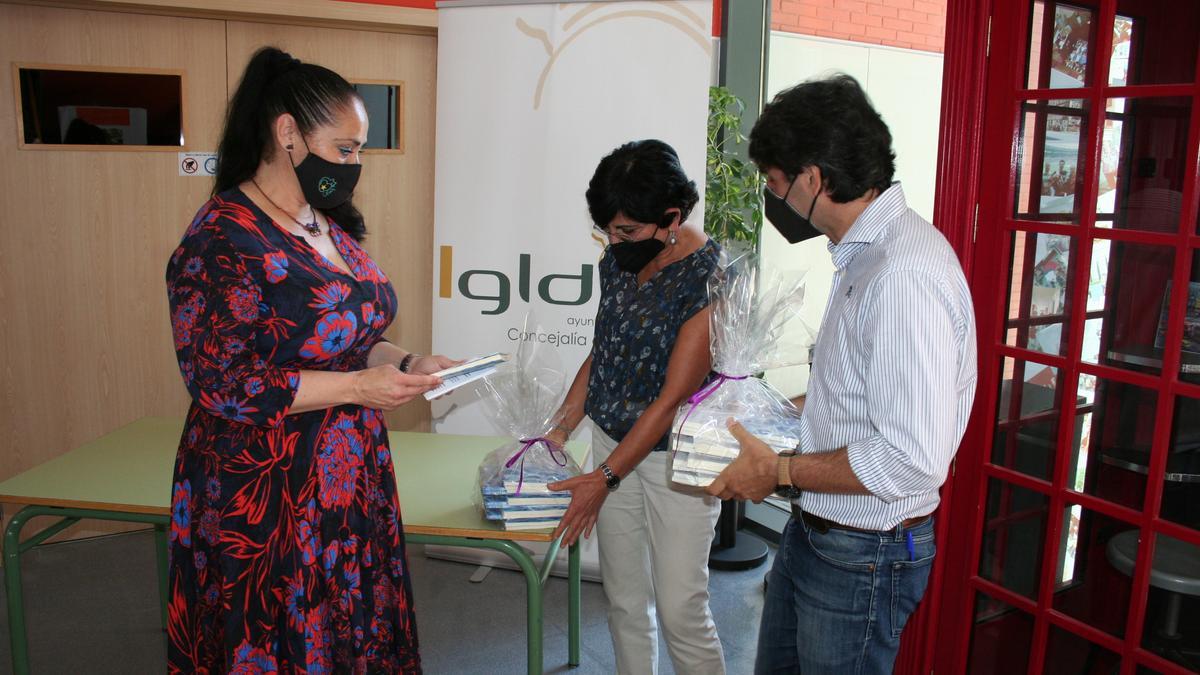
xmin=671 ymin=418 xmax=800 ymax=487
xmin=481 ymin=464 xmax=573 ymax=531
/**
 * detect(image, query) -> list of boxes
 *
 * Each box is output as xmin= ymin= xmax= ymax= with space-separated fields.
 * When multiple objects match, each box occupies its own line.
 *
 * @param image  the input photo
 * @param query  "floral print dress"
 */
xmin=165 ymin=188 xmax=420 ymax=673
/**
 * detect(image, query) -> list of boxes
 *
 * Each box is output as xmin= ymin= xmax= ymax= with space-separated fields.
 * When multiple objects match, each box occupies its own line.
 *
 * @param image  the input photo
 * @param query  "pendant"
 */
xmin=303 ymin=221 xmax=321 ymax=238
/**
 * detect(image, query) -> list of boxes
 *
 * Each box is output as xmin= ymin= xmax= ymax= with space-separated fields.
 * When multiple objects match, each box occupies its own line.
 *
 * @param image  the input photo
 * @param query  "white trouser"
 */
xmin=593 ymin=428 xmax=725 ymax=675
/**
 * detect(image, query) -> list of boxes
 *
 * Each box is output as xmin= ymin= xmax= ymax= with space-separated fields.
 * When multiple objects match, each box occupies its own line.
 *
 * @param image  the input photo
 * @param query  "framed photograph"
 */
xmin=1049 ymin=4 xmax=1092 ymax=88
xmin=1155 ymin=281 xmax=1200 ymax=355
xmin=1109 ymin=15 xmax=1135 ymax=86
xmin=1039 ymin=110 xmax=1083 ymax=214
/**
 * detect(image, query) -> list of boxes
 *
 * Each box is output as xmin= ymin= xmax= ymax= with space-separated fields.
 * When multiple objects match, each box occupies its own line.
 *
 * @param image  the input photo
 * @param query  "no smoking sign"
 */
xmin=178 ymin=152 xmax=217 ymax=177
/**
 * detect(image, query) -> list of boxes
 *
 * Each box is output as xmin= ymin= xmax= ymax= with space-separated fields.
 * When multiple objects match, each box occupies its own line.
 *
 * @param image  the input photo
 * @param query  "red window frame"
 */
xmin=923 ymin=1 xmax=1200 ymax=674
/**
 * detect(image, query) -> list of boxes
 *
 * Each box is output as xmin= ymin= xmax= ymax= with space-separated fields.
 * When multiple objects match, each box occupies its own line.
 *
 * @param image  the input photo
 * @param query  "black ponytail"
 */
xmin=215 ymin=47 xmax=367 ymax=241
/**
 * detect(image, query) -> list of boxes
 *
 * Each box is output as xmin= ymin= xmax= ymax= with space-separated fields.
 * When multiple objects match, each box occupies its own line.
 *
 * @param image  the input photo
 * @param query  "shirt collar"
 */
xmin=827 ymin=183 xmax=907 ymax=270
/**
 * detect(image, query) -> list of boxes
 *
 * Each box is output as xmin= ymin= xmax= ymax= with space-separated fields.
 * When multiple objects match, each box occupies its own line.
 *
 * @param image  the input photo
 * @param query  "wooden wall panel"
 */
xmin=0 ymin=5 xmax=438 ymax=546
xmin=14 ymin=0 xmax=436 ymax=35
xmin=225 ymin=20 xmax=437 ymax=434
xmin=0 ymin=4 xmax=226 ymax=483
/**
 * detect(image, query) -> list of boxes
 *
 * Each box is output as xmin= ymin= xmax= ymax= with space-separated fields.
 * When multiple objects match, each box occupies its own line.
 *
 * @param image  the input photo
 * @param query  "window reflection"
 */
xmin=1097 ymin=98 xmax=1190 ymax=233
xmin=1005 ymin=232 xmax=1076 ymax=356
xmin=994 ymin=358 xmax=1062 ymax=481
xmin=1083 ymin=240 xmax=1175 ymax=376
xmin=1014 ymin=99 xmax=1088 ymax=221
xmin=18 ymin=67 xmax=183 ymax=147
xmin=353 ymin=82 xmax=403 ymax=151
xmin=1026 ymin=2 xmax=1097 ymax=89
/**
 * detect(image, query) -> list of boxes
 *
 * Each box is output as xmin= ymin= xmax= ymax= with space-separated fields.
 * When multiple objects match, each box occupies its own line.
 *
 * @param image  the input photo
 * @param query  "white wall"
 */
xmin=761 ymin=32 xmax=945 ymax=398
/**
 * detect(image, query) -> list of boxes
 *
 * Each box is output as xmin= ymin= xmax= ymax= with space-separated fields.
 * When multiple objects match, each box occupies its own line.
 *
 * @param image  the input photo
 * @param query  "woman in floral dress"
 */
xmin=165 ymin=47 xmax=450 ymax=673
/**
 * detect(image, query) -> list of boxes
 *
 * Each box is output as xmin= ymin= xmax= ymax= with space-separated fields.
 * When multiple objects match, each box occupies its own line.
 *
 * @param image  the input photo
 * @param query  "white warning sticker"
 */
xmin=178 ymin=152 xmax=217 ymax=177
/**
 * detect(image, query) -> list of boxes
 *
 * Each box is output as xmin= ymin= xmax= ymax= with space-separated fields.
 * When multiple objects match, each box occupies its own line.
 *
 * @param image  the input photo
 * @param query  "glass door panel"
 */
xmin=1082 ymin=241 xmax=1175 ymax=375
xmin=993 ymin=358 xmax=1062 ymax=480
xmin=1112 ymin=0 xmax=1200 ymax=86
xmin=1005 ymin=233 xmax=1079 ymax=356
xmin=1015 ymin=98 xmax=1091 ymax=222
xmin=967 ymin=593 xmax=1036 ymax=674
xmin=1098 ymin=97 xmax=1192 ymax=233
xmin=1025 ymin=2 xmax=1099 ymax=90
xmin=1072 ymin=374 xmax=1156 ymax=510
xmin=1051 ymin=504 xmax=1138 ymax=638
xmin=979 ymin=478 xmax=1051 ymax=599
xmin=1160 ymin=395 xmax=1200 ymax=532
xmin=1046 ymin=624 xmax=1122 ymax=672
xmin=954 ymin=0 xmax=1200 ymax=671
xmin=1164 ymin=259 xmax=1200 ymax=383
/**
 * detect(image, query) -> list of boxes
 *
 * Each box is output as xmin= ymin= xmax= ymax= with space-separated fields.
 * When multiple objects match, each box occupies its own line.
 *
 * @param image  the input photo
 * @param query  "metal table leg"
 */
xmin=568 ymin=542 xmax=580 ymax=667
xmin=406 ymin=533 xmax=581 ymax=675
xmin=154 ymin=523 xmax=170 ymax=630
xmin=3 ymin=505 xmax=168 ymax=675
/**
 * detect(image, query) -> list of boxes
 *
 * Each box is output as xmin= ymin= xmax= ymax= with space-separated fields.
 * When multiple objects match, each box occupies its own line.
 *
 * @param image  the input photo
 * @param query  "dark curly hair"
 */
xmin=749 ymin=74 xmax=895 ymax=204
xmin=214 ymin=47 xmax=367 ymax=241
xmin=586 ymin=139 xmax=700 ymax=229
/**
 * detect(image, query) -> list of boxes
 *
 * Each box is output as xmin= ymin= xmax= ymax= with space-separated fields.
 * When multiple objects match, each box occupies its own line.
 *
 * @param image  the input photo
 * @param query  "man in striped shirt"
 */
xmin=708 ymin=74 xmax=978 ymax=674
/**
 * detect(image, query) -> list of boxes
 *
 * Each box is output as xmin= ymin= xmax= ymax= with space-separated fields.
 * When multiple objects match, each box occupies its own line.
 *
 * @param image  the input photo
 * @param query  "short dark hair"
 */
xmin=586 ymin=139 xmax=700 ymax=228
xmin=215 ymin=47 xmax=368 ymax=240
xmin=749 ymin=74 xmax=895 ymax=203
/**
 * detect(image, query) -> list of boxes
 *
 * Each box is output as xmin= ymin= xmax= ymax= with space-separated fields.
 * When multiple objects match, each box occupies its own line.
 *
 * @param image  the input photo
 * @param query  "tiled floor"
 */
xmin=0 ymin=529 xmax=772 ymax=674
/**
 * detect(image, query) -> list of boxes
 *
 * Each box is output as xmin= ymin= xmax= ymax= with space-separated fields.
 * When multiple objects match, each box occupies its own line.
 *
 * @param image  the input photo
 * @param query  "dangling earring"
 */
xmin=668 ymin=231 xmax=678 ymax=246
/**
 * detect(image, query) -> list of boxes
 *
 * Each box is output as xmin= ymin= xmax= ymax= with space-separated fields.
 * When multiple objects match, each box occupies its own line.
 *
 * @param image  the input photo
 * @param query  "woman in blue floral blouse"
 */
xmin=547 ymin=140 xmax=725 ymax=674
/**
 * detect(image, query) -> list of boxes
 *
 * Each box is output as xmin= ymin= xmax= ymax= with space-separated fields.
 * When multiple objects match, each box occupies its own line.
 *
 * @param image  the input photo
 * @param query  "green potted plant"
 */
xmin=704 ymin=86 xmax=763 ymax=247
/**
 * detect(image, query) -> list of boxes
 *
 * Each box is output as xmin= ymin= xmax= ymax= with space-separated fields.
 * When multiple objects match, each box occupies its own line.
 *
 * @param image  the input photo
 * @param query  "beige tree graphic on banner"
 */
xmin=516 ymin=1 xmax=711 ymax=109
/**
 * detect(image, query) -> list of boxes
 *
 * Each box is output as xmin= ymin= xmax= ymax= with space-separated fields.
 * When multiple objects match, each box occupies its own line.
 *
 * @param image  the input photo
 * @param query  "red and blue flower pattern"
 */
xmin=166 ymin=189 xmax=419 ymax=673
xmin=301 ymin=310 xmax=358 ymax=362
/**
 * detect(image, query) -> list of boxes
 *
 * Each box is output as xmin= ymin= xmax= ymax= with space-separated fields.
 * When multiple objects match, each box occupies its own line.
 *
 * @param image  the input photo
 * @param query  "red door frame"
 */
xmin=891 ymin=1 xmax=993 ymax=673
xmin=926 ymin=1 xmax=1200 ymax=674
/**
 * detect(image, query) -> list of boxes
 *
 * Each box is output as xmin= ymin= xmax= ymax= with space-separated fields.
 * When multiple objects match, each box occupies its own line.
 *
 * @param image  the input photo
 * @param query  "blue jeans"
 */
xmin=754 ymin=513 xmax=936 ymax=675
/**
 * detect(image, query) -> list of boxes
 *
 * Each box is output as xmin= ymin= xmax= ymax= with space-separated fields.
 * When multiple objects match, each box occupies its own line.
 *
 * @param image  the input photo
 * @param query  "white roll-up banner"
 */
xmin=429 ymin=0 xmax=713 ymax=578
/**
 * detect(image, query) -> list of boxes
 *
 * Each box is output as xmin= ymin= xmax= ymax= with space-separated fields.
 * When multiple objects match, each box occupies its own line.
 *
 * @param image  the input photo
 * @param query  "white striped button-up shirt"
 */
xmin=795 ymin=184 xmax=977 ymax=530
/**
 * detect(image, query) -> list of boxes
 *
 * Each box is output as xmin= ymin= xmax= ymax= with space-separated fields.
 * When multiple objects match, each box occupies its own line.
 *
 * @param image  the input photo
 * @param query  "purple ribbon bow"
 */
xmin=505 ymin=437 xmax=569 ymax=496
xmin=675 ymin=372 xmax=750 ymax=443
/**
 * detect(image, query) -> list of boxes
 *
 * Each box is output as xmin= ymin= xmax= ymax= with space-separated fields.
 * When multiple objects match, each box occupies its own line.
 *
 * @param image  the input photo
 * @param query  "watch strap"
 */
xmin=777 ymin=450 xmax=796 ymax=488
xmin=599 ymin=462 xmax=620 ymax=490
xmin=775 ymin=451 xmax=801 ymax=499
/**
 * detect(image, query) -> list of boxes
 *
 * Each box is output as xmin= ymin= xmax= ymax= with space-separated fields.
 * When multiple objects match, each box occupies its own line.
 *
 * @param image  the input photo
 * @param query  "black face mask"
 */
xmin=610 ymin=235 xmax=666 ymax=273
xmin=289 ymin=138 xmax=362 ymax=209
xmin=764 ymin=178 xmax=822 ymax=244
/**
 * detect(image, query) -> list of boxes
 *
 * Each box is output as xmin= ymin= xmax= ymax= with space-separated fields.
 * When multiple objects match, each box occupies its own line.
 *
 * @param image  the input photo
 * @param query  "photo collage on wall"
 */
xmin=1040 ymin=106 xmax=1084 ymax=216
xmin=1019 ymin=3 xmax=1137 ymax=222
xmin=1049 ymin=4 xmax=1092 ymax=88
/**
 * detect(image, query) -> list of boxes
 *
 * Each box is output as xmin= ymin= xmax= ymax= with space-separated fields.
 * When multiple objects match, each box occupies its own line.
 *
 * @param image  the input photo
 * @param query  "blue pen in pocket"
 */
xmin=905 ymin=530 xmax=915 ymax=561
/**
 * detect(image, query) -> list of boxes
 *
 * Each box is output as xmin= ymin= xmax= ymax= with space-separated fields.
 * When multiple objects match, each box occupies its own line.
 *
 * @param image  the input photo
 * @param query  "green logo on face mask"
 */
xmin=318 ymin=177 xmax=337 ymax=197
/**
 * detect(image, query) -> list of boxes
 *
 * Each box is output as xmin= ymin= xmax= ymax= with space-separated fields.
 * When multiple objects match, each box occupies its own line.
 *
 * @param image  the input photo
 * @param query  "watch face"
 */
xmin=606 ymin=475 xmax=620 ymax=490
xmin=774 ymin=487 xmax=797 ymax=499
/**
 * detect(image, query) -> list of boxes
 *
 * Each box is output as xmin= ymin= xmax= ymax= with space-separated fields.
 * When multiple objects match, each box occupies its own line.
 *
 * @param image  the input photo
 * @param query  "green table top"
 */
xmin=0 ymin=416 xmax=586 ymax=543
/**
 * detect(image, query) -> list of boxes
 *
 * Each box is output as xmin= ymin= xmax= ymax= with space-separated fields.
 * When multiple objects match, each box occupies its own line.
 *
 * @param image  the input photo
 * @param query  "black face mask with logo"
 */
xmin=289 ymin=137 xmax=362 ymax=209
xmin=610 ymin=235 xmax=666 ymax=274
xmin=763 ymin=179 xmax=822 ymax=244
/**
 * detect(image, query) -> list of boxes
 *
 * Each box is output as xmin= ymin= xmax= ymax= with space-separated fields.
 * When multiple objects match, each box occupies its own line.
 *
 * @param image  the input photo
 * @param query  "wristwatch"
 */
xmin=599 ymin=462 xmax=621 ymax=491
xmin=775 ymin=450 xmax=802 ymax=499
